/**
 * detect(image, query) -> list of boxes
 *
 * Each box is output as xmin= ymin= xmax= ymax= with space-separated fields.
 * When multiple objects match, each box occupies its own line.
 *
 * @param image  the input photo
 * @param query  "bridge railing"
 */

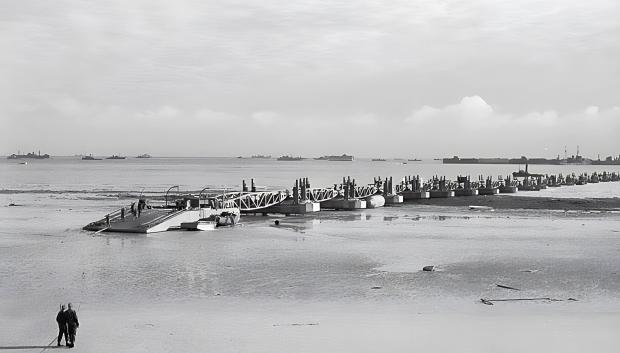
xmin=305 ymin=188 xmax=338 ymax=202
xmin=210 ymin=190 xmax=288 ymax=211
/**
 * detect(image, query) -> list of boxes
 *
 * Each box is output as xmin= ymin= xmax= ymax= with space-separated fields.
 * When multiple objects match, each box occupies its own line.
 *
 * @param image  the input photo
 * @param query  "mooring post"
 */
xmin=251 ymin=178 xmax=256 ymax=192
xmin=242 ymin=180 xmax=248 ymax=192
xmin=301 ymin=178 xmax=307 ymax=202
xmin=293 ymin=179 xmax=299 ymax=205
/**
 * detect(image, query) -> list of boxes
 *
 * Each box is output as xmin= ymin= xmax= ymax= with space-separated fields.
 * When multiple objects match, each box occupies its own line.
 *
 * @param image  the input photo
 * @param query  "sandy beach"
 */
xmin=2 ymin=193 xmax=620 ymax=352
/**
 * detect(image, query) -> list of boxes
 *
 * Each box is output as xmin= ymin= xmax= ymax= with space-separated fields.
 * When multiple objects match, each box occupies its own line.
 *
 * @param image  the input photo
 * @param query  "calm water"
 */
xmin=2 ymin=157 xmax=619 ymax=197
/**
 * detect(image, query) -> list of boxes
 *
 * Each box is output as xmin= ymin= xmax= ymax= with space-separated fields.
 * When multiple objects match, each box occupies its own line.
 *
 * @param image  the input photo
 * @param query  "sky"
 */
xmin=1 ymin=0 xmax=619 ymax=158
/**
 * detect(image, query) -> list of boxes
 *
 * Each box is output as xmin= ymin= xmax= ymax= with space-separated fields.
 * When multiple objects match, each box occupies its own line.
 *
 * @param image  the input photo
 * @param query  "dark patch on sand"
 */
xmin=405 ymin=195 xmax=620 ymax=211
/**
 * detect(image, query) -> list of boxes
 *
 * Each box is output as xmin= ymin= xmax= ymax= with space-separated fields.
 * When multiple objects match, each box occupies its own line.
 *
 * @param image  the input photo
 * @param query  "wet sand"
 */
xmin=407 ymin=194 xmax=620 ymax=210
xmin=2 ymin=196 xmax=620 ymax=352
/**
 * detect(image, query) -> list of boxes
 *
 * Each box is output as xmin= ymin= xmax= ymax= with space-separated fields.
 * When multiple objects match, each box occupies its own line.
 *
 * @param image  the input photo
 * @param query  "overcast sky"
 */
xmin=1 ymin=0 xmax=619 ymax=158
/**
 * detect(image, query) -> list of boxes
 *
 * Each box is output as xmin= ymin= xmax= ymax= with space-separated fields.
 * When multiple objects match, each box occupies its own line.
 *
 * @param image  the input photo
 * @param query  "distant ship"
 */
xmin=512 ymin=164 xmax=543 ymax=178
xmin=442 ymin=156 xmax=480 ymax=164
xmin=560 ymin=154 xmax=589 ymax=165
xmin=106 ymin=155 xmax=126 ymax=160
xmin=136 ymin=154 xmax=151 ymax=159
xmin=82 ymin=154 xmax=101 ymax=160
xmin=443 ymin=147 xmax=603 ymax=165
xmin=592 ymin=155 xmax=620 ymax=165
xmin=407 ymin=158 xmax=422 ymax=162
xmin=443 ymin=155 xmax=587 ymax=165
xmin=315 ymin=154 xmax=354 ymax=161
xmin=371 ymin=158 xmax=387 ymax=162
xmin=277 ymin=155 xmax=304 ymax=161
xmin=237 ymin=155 xmax=272 ymax=159
xmin=7 ymin=150 xmax=50 ymax=159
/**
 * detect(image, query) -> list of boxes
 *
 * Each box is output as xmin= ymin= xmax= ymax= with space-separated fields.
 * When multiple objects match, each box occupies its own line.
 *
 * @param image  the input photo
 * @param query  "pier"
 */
xmin=429 ymin=176 xmax=455 ymax=198
xmin=400 ymin=175 xmax=431 ymax=200
xmin=378 ymin=177 xmax=404 ymax=204
xmin=454 ymin=176 xmax=478 ymax=196
xmin=83 ymin=169 xmax=620 ymax=233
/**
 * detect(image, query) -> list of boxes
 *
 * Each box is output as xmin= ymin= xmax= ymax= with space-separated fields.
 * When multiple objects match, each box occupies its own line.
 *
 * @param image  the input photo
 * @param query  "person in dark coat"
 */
xmin=56 ymin=304 xmax=68 ymax=346
xmin=65 ymin=303 xmax=79 ymax=347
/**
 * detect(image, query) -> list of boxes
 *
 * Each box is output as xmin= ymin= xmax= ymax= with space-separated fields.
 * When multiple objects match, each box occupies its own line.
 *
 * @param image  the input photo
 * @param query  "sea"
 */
xmin=2 ymin=156 xmax=620 ymax=197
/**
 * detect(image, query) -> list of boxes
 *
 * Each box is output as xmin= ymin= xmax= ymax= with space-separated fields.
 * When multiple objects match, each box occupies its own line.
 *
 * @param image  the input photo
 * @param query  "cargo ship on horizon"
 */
xmin=7 ymin=150 xmax=50 ymax=159
xmin=592 ymin=155 xmax=620 ymax=165
xmin=106 ymin=155 xmax=126 ymax=160
xmin=315 ymin=154 xmax=354 ymax=161
xmin=443 ymin=146 xmax=619 ymax=165
xmin=277 ymin=155 xmax=305 ymax=161
xmin=82 ymin=154 xmax=102 ymax=160
xmin=442 ymin=154 xmax=617 ymax=165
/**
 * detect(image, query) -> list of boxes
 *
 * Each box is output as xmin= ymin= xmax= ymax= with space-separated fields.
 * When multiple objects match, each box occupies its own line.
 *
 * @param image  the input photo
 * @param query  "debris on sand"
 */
xmin=496 ymin=284 xmax=520 ymax=291
xmin=469 ymin=205 xmax=494 ymax=211
xmin=480 ymin=297 xmax=570 ymax=306
xmin=422 ymin=265 xmax=435 ymax=272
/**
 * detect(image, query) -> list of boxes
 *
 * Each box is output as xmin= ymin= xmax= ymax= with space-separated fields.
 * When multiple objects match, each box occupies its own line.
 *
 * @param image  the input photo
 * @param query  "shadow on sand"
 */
xmin=0 ymin=346 xmax=65 ymax=350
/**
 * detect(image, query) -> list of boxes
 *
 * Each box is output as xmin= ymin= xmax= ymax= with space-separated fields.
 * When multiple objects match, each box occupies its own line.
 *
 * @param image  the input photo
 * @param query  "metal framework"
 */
xmin=305 ymin=188 xmax=338 ymax=202
xmin=394 ymin=184 xmax=406 ymax=194
xmin=212 ymin=191 xmax=288 ymax=211
xmin=345 ymin=185 xmax=378 ymax=199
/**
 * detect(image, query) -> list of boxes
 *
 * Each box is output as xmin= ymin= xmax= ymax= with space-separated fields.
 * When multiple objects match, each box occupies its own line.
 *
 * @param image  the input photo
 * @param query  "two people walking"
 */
xmin=56 ymin=303 xmax=79 ymax=347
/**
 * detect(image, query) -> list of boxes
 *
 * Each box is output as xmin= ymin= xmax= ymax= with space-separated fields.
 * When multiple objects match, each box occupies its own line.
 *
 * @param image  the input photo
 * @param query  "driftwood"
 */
xmin=496 ymin=284 xmax=520 ymax=291
xmin=480 ymin=297 xmax=568 ymax=305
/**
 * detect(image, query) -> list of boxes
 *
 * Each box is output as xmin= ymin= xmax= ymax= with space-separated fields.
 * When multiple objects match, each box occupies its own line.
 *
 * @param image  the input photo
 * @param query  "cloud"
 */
xmin=402 ymin=96 xmax=620 ymax=157
xmin=406 ymin=96 xmax=493 ymax=124
xmin=584 ymin=106 xmax=599 ymax=116
xmin=194 ymin=109 xmax=236 ymax=124
xmin=251 ymin=111 xmax=278 ymax=125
